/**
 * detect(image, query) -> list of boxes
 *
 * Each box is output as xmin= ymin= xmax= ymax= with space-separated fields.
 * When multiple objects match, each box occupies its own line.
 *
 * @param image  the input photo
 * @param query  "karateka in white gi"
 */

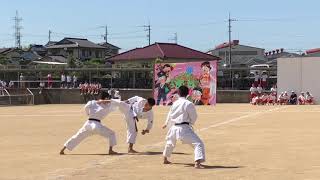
xmin=59 ymin=91 xmax=118 ymax=155
xmin=162 ymin=86 xmax=206 ymax=168
xmin=107 ymin=96 xmax=156 ymax=153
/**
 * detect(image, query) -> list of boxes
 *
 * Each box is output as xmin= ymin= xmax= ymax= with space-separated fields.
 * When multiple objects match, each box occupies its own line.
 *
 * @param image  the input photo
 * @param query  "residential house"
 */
xmin=0 ymin=48 xmax=41 ymax=65
xmin=46 ymin=37 xmax=106 ymax=60
xmin=98 ymin=42 xmax=120 ymax=58
xmin=29 ymin=44 xmax=47 ymax=56
xmin=207 ymin=40 xmax=266 ymax=68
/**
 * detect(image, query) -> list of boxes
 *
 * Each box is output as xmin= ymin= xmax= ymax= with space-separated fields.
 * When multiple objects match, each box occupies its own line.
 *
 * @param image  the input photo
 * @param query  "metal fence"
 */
xmin=0 ymin=65 xmax=276 ymax=90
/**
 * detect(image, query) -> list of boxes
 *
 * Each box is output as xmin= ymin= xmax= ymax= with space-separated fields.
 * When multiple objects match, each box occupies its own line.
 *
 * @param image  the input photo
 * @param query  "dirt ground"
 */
xmin=1 ymin=104 xmax=320 ymax=180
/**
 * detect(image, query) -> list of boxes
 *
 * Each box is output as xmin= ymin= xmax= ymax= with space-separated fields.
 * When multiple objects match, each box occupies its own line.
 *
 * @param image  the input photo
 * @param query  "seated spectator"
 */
xmin=298 ymin=92 xmax=306 ymax=105
xmin=251 ymin=95 xmax=261 ymax=105
xmin=79 ymin=83 xmax=84 ymax=95
xmin=257 ymin=84 xmax=263 ymax=95
xmin=282 ymin=91 xmax=290 ymax=105
xmin=306 ymin=91 xmax=315 ymax=105
xmin=289 ymin=91 xmax=297 ymax=105
xmin=260 ymin=93 xmax=269 ymax=105
xmin=270 ymin=84 xmax=277 ymax=94
xmin=268 ymin=92 xmax=277 ymax=105
xmin=278 ymin=92 xmax=287 ymax=105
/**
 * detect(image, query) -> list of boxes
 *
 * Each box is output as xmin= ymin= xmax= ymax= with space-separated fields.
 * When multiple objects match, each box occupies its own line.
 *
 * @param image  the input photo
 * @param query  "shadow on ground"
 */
xmin=62 ymin=151 xmax=188 ymax=156
xmin=134 ymin=151 xmax=190 ymax=156
xmin=172 ymin=163 xmax=244 ymax=169
xmin=63 ymin=153 xmax=126 ymax=156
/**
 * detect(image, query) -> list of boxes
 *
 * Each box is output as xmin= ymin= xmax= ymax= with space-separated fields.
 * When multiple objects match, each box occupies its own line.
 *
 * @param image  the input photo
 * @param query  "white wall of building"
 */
xmin=278 ymin=57 xmax=320 ymax=104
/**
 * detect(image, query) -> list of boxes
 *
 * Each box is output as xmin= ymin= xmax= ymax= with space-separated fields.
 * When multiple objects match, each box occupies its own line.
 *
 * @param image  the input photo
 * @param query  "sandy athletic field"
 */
xmin=1 ymin=104 xmax=320 ymax=180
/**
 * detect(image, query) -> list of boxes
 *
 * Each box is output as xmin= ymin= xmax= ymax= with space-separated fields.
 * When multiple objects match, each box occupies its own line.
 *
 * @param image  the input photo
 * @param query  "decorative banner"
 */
xmin=153 ymin=61 xmax=217 ymax=106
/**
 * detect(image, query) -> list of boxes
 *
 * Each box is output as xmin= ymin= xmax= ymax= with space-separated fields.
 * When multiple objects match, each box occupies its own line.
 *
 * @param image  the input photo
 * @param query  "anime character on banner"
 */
xmin=154 ymin=64 xmax=174 ymax=105
xmin=153 ymin=61 xmax=217 ymax=106
xmin=199 ymin=61 xmax=216 ymax=105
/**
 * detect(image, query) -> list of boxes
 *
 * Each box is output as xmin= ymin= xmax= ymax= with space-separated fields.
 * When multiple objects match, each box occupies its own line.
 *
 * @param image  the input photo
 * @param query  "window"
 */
xmin=95 ymin=51 xmax=99 ymax=58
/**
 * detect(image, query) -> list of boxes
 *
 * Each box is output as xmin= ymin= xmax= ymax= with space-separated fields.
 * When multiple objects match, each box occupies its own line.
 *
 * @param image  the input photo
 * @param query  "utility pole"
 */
xmin=13 ymin=10 xmax=22 ymax=49
xmin=48 ymin=30 xmax=52 ymax=42
xmin=143 ymin=22 xmax=151 ymax=45
xmin=228 ymin=13 xmax=237 ymax=89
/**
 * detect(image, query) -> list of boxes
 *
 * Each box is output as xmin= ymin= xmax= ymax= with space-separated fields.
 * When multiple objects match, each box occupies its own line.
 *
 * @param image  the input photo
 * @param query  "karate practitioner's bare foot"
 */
xmin=128 ymin=149 xmax=139 ymax=153
xmin=128 ymin=143 xmax=138 ymax=153
xmin=59 ymin=146 xmax=66 ymax=155
xmin=194 ymin=160 xmax=205 ymax=169
xmin=109 ymin=150 xmax=119 ymax=155
xmin=163 ymin=157 xmax=171 ymax=164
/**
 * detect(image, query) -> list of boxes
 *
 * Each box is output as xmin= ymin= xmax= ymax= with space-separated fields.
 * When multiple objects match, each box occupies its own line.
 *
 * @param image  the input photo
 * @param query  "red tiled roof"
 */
xmin=107 ymin=43 xmax=220 ymax=61
xmin=215 ymin=40 xmax=239 ymax=50
xmin=306 ymin=48 xmax=320 ymax=54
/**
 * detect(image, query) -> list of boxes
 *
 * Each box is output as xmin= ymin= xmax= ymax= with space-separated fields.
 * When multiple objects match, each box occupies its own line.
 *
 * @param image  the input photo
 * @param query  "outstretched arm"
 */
xmin=142 ymin=111 xmax=153 ymax=135
xmin=162 ymin=107 xmax=172 ymax=129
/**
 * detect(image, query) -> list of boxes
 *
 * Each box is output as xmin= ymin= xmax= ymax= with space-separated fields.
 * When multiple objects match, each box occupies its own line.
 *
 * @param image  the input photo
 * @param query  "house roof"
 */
xmin=41 ymin=55 xmax=68 ymax=63
xmin=47 ymin=38 xmax=106 ymax=49
xmin=45 ymin=41 xmax=58 ymax=47
xmin=211 ymin=40 xmax=264 ymax=51
xmin=0 ymin=48 xmax=14 ymax=54
xmin=107 ymin=43 xmax=220 ymax=61
xmin=306 ymin=48 xmax=320 ymax=54
xmin=98 ymin=42 xmax=120 ymax=50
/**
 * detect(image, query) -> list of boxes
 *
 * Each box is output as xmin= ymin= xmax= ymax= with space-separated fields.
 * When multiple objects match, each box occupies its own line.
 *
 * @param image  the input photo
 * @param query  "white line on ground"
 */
xmin=197 ymin=106 xmax=287 ymax=132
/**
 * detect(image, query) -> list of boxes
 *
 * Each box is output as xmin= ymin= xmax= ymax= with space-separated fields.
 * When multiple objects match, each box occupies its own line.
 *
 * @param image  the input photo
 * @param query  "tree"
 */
xmin=83 ymin=58 xmax=105 ymax=66
xmin=0 ymin=54 xmax=9 ymax=65
xmin=67 ymin=55 xmax=76 ymax=68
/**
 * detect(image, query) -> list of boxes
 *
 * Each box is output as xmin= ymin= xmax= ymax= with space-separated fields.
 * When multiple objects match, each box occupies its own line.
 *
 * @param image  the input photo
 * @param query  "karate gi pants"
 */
xmin=64 ymin=120 xmax=116 ymax=151
xmin=163 ymin=124 xmax=205 ymax=162
xmin=116 ymin=102 xmax=138 ymax=144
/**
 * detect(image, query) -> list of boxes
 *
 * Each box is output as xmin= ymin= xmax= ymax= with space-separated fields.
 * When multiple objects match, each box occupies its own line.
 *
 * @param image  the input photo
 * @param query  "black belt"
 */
xmin=175 ymin=122 xmax=190 ymax=126
xmin=88 ymin=118 xmax=101 ymax=123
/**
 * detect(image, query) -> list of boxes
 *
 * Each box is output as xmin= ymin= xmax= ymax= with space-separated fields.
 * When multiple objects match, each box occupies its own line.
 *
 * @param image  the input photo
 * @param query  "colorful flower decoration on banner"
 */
xmin=186 ymin=66 xmax=193 ymax=74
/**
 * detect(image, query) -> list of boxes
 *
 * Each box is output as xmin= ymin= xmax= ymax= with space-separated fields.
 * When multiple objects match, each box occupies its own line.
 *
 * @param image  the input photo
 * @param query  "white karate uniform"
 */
xmin=163 ymin=97 xmax=205 ymax=162
xmin=64 ymin=100 xmax=117 ymax=151
xmin=111 ymin=96 xmax=153 ymax=144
